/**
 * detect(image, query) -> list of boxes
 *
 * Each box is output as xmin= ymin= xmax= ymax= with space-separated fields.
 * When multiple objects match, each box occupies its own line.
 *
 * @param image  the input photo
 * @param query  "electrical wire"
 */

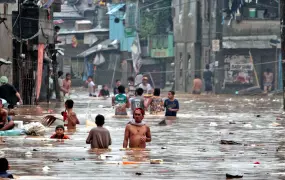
xmin=4 ymin=56 xmax=282 ymax=75
xmin=0 ymin=0 xmax=279 ymax=25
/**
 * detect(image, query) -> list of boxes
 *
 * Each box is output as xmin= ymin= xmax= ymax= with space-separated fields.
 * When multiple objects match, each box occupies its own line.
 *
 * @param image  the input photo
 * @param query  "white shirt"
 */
xmin=88 ymin=81 xmax=95 ymax=88
xmin=139 ymin=83 xmax=152 ymax=93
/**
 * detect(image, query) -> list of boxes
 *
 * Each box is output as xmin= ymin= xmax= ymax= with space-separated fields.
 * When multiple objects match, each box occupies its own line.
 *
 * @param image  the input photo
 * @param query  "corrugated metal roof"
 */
xmin=58 ymin=28 xmax=109 ymax=35
xmin=77 ymin=39 xmax=119 ymax=57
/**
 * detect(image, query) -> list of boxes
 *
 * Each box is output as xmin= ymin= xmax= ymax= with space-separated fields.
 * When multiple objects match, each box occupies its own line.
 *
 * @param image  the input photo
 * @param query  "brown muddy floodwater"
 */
xmin=1 ymin=92 xmax=285 ymax=180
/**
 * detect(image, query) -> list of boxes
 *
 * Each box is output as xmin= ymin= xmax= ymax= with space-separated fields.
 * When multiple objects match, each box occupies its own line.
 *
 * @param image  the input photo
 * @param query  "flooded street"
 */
xmin=1 ymin=92 xmax=285 ymax=179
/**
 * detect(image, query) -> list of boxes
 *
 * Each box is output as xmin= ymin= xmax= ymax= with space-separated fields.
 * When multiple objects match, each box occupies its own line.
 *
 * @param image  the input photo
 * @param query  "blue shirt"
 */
xmin=164 ymin=99 xmax=179 ymax=116
xmin=0 ymin=171 xmax=13 ymax=179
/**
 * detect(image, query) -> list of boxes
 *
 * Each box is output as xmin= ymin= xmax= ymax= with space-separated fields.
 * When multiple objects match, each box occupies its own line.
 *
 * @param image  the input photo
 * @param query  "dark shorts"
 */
xmin=192 ymin=90 xmax=201 ymax=94
xmin=205 ymin=81 xmax=212 ymax=91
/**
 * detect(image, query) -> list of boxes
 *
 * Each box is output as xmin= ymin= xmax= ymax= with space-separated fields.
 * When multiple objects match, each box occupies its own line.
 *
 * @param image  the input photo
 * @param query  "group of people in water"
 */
xmin=0 ymin=74 xmax=181 ymax=178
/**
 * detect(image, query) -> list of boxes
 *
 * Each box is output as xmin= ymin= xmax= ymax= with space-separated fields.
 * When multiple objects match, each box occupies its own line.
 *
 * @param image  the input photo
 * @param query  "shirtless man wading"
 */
xmin=123 ymin=108 xmax=151 ymax=148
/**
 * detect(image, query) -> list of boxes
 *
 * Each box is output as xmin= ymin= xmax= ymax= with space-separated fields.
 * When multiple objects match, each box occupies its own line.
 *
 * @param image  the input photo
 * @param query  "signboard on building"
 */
xmin=224 ymin=55 xmax=253 ymax=84
xmin=212 ymin=40 xmax=220 ymax=52
xmin=230 ymin=63 xmax=253 ymax=71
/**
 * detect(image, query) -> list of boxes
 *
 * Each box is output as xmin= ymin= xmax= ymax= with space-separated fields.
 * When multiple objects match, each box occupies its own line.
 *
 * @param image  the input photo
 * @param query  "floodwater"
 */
xmin=1 ymin=92 xmax=285 ymax=179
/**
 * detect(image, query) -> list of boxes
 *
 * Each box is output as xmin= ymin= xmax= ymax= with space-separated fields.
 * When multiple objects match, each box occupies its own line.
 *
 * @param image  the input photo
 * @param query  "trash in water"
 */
xmin=25 ymin=151 xmax=33 ymax=156
xmin=271 ymin=122 xmax=281 ymax=127
xmin=44 ymin=144 xmax=53 ymax=147
xmin=135 ymin=172 xmax=142 ymax=176
xmin=229 ymin=121 xmax=236 ymax=124
xmin=256 ymin=115 xmax=261 ymax=118
xmin=254 ymin=161 xmax=260 ymax=164
xmin=276 ymin=117 xmax=282 ymax=120
xmin=229 ymin=132 xmax=234 ymax=135
xmin=244 ymin=124 xmax=252 ymax=128
xmin=158 ymin=120 xmax=166 ymax=125
xmin=226 ymin=173 xmax=243 ymax=178
xmin=150 ymin=159 xmax=163 ymax=164
xmin=72 ymin=157 xmax=85 ymax=161
xmin=99 ymin=155 xmax=106 ymax=160
xmin=220 ymin=140 xmax=241 ymax=145
xmin=33 ymin=149 xmax=39 ymax=151
xmin=161 ymin=147 xmax=167 ymax=149
xmin=53 ymin=159 xmax=64 ymax=163
xmin=42 ymin=166 xmax=50 ymax=172
xmin=210 ymin=122 xmax=218 ymax=127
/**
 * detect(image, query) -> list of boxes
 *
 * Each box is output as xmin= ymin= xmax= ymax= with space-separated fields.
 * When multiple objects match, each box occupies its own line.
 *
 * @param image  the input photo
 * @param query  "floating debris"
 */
xmin=72 ymin=158 xmax=85 ymax=161
xmin=150 ymin=159 xmax=163 ymax=164
xmin=210 ymin=122 xmax=218 ymax=127
xmin=220 ymin=140 xmax=241 ymax=145
xmin=226 ymin=173 xmax=243 ymax=178
xmin=42 ymin=166 xmax=50 ymax=172
xmin=244 ymin=124 xmax=252 ymax=128
xmin=25 ymin=151 xmax=33 ymax=156
xmin=135 ymin=172 xmax=142 ymax=176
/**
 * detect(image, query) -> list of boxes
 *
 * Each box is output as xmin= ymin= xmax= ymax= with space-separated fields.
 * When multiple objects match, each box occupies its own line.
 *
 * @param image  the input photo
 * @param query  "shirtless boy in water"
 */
xmin=123 ymin=108 xmax=151 ymax=148
xmin=64 ymin=99 xmax=79 ymax=130
xmin=63 ymin=73 xmax=71 ymax=97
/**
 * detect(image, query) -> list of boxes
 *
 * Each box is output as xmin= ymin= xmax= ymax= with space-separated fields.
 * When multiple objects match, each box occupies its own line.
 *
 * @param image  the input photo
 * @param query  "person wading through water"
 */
xmin=112 ymin=85 xmax=129 ymax=116
xmin=123 ymin=108 xmax=151 ymax=148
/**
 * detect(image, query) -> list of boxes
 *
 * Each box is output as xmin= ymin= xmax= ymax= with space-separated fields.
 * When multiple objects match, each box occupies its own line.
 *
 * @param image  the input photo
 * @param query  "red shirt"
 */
xmin=50 ymin=134 xmax=70 ymax=139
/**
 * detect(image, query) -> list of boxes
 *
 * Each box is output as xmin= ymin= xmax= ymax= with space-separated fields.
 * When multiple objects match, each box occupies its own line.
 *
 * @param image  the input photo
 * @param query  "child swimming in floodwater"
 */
xmin=64 ymin=100 xmax=80 ymax=130
xmin=0 ymin=158 xmax=14 ymax=179
xmin=50 ymin=125 xmax=70 ymax=140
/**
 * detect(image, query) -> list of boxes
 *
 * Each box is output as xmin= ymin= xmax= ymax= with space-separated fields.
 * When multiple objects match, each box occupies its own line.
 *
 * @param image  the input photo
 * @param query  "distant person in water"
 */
xmin=203 ymin=64 xmax=213 ymax=94
xmin=113 ymin=80 xmax=121 ymax=95
xmin=123 ymin=108 xmax=151 ymax=148
xmin=146 ymin=88 xmax=164 ymax=115
xmin=0 ymin=99 xmax=14 ymax=131
xmin=127 ymin=76 xmax=136 ymax=98
xmin=50 ymin=125 xmax=70 ymax=139
xmin=112 ymin=85 xmax=129 ymax=115
xmin=99 ymin=85 xmax=110 ymax=98
xmin=0 ymin=158 xmax=14 ymax=179
xmin=86 ymin=76 xmax=96 ymax=97
xmin=164 ymin=91 xmax=179 ymax=117
xmin=192 ymin=75 xmax=202 ymax=94
xmin=139 ymin=77 xmax=153 ymax=94
xmin=64 ymin=99 xmax=80 ymax=130
xmin=130 ymin=88 xmax=145 ymax=112
xmin=86 ymin=114 xmax=112 ymax=149
xmin=263 ymin=68 xmax=273 ymax=93
xmin=0 ymin=76 xmax=23 ymax=107
xmin=63 ymin=73 xmax=72 ymax=97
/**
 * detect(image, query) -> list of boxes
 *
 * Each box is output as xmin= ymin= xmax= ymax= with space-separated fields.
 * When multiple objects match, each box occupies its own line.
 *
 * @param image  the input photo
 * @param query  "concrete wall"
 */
xmin=173 ymin=0 xmax=199 ymax=92
xmin=223 ymin=20 xmax=280 ymax=37
xmin=0 ymin=2 xmax=17 ymax=83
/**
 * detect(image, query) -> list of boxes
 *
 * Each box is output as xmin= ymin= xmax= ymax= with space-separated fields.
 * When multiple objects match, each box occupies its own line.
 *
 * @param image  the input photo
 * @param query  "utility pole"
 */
xmin=281 ymin=0 xmax=285 ymax=110
xmin=213 ymin=0 xmax=224 ymax=94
